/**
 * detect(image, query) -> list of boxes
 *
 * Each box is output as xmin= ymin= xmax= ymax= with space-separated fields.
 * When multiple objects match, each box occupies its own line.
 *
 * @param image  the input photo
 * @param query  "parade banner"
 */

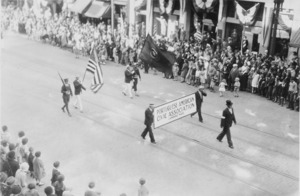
xmin=153 ymin=94 xmax=197 ymax=128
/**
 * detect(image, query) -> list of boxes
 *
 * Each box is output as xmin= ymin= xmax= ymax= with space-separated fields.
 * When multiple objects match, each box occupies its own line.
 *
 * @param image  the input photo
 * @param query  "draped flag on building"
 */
xmin=86 ymin=49 xmax=104 ymax=93
xmin=235 ymin=1 xmax=260 ymax=26
xmin=139 ymin=34 xmax=176 ymax=74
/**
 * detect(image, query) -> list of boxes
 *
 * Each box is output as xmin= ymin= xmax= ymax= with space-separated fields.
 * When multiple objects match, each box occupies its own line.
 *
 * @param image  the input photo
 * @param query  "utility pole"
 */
xmin=270 ymin=0 xmax=284 ymax=56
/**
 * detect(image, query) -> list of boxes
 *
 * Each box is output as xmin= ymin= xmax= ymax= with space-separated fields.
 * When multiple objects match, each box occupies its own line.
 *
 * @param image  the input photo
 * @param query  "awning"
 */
xmin=114 ymin=0 xmax=127 ymax=5
xmin=278 ymin=14 xmax=293 ymax=32
xmin=68 ymin=0 xmax=92 ymax=14
xmin=290 ymin=28 xmax=300 ymax=48
xmin=135 ymin=0 xmax=146 ymax=11
xmin=83 ymin=0 xmax=111 ymax=18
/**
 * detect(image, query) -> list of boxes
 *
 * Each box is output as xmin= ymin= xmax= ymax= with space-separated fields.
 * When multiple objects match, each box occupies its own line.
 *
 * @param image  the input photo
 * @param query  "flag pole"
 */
xmin=58 ymin=71 xmax=66 ymax=86
xmin=82 ymin=70 xmax=87 ymax=82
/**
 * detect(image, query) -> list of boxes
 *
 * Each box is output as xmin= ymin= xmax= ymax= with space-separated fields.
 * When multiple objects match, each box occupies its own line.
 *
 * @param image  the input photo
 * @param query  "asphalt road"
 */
xmin=1 ymin=32 xmax=299 ymax=196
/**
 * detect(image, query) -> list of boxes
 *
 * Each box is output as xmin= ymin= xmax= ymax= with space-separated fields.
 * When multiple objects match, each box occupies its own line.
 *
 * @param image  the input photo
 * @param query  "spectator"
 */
xmin=53 ymin=175 xmax=66 ymax=196
xmin=1 ymin=125 xmax=11 ymax=144
xmin=27 ymin=147 xmax=34 ymax=178
xmin=24 ymin=183 xmax=39 ymax=196
xmin=51 ymin=161 xmax=61 ymax=186
xmin=15 ymin=162 xmax=29 ymax=190
xmin=2 ymin=151 xmax=20 ymax=177
xmin=32 ymin=151 xmax=45 ymax=186
xmin=138 ymin=178 xmax=149 ymax=196
xmin=84 ymin=181 xmax=101 ymax=196
xmin=10 ymin=184 xmax=22 ymax=196
xmin=19 ymin=138 xmax=29 ymax=163
xmin=16 ymin=131 xmax=25 ymax=163
xmin=44 ymin=186 xmax=56 ymax=196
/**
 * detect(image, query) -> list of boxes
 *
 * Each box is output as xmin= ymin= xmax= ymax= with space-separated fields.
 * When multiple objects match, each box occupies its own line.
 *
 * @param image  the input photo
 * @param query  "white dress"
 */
xmin=251 ymin=73 xmax=260 ymax=88
xmin=219 ymin=82 xmax=226 ymax=92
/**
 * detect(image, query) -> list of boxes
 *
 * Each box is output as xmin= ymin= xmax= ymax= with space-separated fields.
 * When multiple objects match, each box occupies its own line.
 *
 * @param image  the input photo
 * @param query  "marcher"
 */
xmin=73 ymin=76 xmax=86 ymax=113
xmin=190 ymin=85 xmax=207 ymax=123
xmin=132 ymin=63 xmax=141 ymax=96
xmin=32 ymin=151 xmax=45 ymax=186
xmin=122 ymin=65 xmax=134 ymax=98
xmin=141 ymin=104 xmax=156 ymax=144
xmin=216 ymin=100 xmax=237 ymax=149
xmin=61 ymin=78 xmax=73 ymax=117
xmin=138 ymin=178 xmax=149 ymax=196
xmin=27 ymin=147 xmax=34 ymax=178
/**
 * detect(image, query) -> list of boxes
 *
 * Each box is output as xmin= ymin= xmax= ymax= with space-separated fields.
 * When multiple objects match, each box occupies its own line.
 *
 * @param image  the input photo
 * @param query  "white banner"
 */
xmin=153 ymin=94 xmax=197 ymax=128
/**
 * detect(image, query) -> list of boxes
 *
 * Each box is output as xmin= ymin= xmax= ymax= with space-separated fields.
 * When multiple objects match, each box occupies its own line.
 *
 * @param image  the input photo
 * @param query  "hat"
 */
xmin=64 ymin=78 xmax=68 ymax=82
xmin=235 ymin=77 xmax=240 ymax=81
xmin=6 ymin=176 xmax=15 ymax=185
xmin=11 ymin=185 xmax=22 ymax=194
xmin=226 ymin=100 xmax=233 ymax=106
xmin=149 ymin=103 xmax=154 ymax=106
xmin=198 ymin=85 xmax=204 ymax=89
xmin=233 ymin=64 xmax=238 ymax=67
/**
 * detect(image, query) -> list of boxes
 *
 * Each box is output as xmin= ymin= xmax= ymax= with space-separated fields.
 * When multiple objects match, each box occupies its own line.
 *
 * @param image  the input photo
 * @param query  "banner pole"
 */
xmin=82 ymin=70 xmax=87 ymax=82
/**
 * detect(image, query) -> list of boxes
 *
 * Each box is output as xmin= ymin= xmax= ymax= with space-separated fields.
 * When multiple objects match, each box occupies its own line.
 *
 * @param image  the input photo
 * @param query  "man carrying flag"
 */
xmin=73 ymin=76 xmax=86 ymax=113
xmin=139 ymin=34 xmax=175 ymax=77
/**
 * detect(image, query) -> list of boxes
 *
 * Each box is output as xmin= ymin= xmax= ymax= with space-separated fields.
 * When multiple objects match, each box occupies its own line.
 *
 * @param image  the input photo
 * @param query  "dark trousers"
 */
xmin=132 ymin=78 xmax=138 ymax=92
xmin=191 ymin=102 xmax=203 ymax=122
xmin=287 ymin=92 xmax=295 ymax=109
xmin=217 ymin=126 xmax=233 ymax=147
xmin=141 ymin=125 xmax=155 ymax=142
xmin=62 ymin=96 xmax=70 ymax=114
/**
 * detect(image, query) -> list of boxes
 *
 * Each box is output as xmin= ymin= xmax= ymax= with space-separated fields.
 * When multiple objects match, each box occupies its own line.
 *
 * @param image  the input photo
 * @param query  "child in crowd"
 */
xmin=234 ymin=77 xmax=240 ymax=97
xmin=1 ymin=125 xmax=11 ymax=144
xmin=28 ymin=147 xmax=34 ymax=178
xmin=19 ymin=138 xmax=29 ymax=163
xmin=199 ymin=66 xmax=206 ymax=86
xmin=172 ymin=62 xmax=179 ymax=81
xmin=51 ymin=161 xmax=61 ymax=186
xmin=53 ymin=175 xmax=66 ymax=196
xmin=16 ymin=131 xmax=25 ymax=163
xmin=195 ymin=65 xmax=201 ymax=86
xmin=24 ymin=183 xmax=39 ymax=196
xmin=219 ymin=79 xmax=227 ymax=97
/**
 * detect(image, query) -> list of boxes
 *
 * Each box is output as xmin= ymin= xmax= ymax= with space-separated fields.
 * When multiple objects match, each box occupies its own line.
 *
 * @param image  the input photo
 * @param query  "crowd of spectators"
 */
xmin=0 ymin=125 xmax=149 ymax=196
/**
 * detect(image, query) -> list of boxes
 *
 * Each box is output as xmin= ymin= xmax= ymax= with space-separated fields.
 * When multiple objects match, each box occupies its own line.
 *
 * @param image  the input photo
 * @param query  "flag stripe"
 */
xmin=86 ymin=48 xmax=104 ymax=94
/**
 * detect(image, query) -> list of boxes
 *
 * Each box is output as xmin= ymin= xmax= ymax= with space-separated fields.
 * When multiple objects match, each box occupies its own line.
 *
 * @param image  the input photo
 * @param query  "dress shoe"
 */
xmin=216 ymin=138 xmax=222 ymax=142
xmin=61 ymin=108 xmax=65 ymax=113
xmin=141 ymin=136 xmax=145 ymax=140
xmin=68 ymin=113 xmax=72 ymax=117
xmin=151 ymin=141 xmax=157 ymax=144
xmin=229 ymin=145 xmax=234 ymax=149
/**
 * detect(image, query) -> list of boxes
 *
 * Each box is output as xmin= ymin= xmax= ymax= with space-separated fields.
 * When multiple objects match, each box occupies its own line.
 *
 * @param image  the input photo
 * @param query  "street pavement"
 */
xmin=1 ymin=32 xmax=299 ymax=196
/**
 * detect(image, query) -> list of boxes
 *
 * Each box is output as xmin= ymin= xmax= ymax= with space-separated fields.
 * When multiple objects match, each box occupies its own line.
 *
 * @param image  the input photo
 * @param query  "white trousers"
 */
xmin=74 ymin=95 xmax=83 ymax=111
xmin=123 ymin=83 xmax=132 ymax=98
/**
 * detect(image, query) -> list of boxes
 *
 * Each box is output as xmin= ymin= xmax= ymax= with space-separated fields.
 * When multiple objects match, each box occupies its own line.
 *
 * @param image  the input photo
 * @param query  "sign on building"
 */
xmin=153 ymin=94 xmax=197 ymax=128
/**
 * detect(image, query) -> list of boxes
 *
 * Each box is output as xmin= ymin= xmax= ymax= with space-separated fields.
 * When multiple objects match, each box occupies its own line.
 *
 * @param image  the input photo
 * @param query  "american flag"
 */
xmin=86 ymin=48 xmax=104 ymax=93
xmin=194 ymin=30 xmax=202 ymax=42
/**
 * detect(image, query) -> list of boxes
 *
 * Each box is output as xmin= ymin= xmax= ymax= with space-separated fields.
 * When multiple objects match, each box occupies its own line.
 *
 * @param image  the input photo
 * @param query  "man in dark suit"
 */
xmin=141 ymin=104 xmax=156 ymax=144
xmin=217 ymin=100 xmax=237 ymax=149
xmin=191 ymin=85 xmax=207 ymax=123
